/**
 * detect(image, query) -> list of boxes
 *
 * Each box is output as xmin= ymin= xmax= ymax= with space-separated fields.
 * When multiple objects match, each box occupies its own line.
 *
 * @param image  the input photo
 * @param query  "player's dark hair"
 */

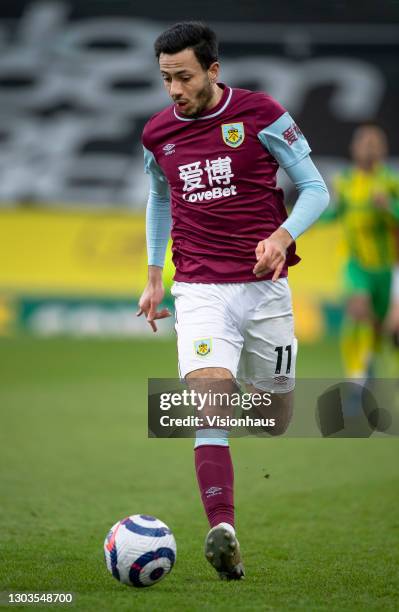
xmin=154 ymin=22 xmax=218 ymax=70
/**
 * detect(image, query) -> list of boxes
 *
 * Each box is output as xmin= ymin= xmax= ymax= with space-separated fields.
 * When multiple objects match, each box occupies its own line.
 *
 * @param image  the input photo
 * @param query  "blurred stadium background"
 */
xmin=0 ymin=0 xmax=398 ymax=344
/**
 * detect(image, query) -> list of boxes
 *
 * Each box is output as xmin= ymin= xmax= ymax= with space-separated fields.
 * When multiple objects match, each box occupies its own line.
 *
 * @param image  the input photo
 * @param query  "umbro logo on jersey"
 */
xmin=163 ymin=143 xmax=176 ymax=155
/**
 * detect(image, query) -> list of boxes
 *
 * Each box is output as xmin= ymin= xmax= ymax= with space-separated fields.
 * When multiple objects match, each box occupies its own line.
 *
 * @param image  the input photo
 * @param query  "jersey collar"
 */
xmin=173 ymin=83 xmax=232 ymax=122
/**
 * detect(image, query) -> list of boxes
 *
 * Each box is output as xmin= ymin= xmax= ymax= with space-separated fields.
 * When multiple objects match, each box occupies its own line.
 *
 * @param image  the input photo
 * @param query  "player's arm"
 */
xmin=389 ymin=172 xmax=399 ymax=220
xmin=373 ymin=171 xmax=399 ymax=221
xmin=386 ymin=199 xmax=399 ymax=220
xmin=319 ymin=199 xmax=345 ymax=222
xmin=254 ymin=111 xmax=330 ymax=279
xmin=318 ymin=175 xmax=346 ymax=222
xmin=280 ymin=155 xmax=330 ymax=239
xmin=137 ymin=146 xmax=172 ymax=332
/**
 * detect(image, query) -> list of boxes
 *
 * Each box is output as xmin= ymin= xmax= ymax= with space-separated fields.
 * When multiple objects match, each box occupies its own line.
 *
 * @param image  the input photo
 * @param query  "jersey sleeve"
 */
xmin=142 ymin=145 xmax=171 ymax=267
xmin=255 ymin=95 xmax=311 ymax=168
xmin=280 ymin=156 xmax=329 ymax=239
xmin=143 ymin=146 xmax=168 ymax=182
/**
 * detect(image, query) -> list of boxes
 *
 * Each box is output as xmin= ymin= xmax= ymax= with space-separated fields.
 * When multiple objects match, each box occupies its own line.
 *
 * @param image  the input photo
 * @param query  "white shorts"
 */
xmin=392 ymin=265 xmax=399 ymax=300
xmin=171 ymin=278 xmax=297 ymax=393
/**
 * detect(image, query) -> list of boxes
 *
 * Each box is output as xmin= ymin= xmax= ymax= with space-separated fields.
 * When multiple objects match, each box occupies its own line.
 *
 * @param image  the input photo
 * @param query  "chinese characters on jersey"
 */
xmin=178 ymin=156 xmax=237 ymax=202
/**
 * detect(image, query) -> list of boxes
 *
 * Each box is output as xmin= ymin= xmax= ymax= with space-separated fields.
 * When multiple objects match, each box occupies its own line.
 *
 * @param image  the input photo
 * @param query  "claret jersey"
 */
xmin=142 ymin=83 xmax=311 ymax=283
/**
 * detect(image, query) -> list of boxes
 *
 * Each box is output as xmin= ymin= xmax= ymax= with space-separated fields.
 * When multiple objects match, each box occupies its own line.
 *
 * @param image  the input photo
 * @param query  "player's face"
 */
xmin=351 ymin=126 xmax=388 ymax=167
xmin=159 ymin=49 xmax=219 ymax=117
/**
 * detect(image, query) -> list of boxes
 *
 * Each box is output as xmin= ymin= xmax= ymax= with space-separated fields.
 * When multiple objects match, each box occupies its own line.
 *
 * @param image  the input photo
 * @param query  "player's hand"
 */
xmin=136 ymin=267 xmax=171 ymax=332
xmin=253 ymin=228 xmax=293 ymax=281
xmin=372 ymin=191 xmax=390 ymax=210
xmin=385 ymin=302 xmax=399 ymax=334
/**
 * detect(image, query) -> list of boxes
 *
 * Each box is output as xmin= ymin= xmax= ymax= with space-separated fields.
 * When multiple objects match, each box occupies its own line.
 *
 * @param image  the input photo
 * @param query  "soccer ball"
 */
xmin=104 ymin=514 xmax=176 ymax=588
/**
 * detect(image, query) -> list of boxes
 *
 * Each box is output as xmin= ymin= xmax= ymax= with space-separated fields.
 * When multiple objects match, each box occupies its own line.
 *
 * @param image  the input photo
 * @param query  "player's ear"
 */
xmin=208 ymin=61 xmax=219 ymax=83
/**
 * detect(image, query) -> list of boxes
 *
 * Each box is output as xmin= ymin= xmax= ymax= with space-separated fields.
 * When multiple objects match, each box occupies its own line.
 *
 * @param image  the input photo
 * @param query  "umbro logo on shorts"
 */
xmin=274 ymin=375 xmax=289 ymax=385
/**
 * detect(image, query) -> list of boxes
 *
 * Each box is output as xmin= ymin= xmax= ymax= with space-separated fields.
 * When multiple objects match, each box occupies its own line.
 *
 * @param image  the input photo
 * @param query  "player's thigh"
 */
xmin=245 ymin=382 xmax=293 ymax=436
xmin=371 ymin=268 xmax=392 ymax=322
xmin=386 ymin=266 xmax=399 ymax=332
xmin=344 ymin=260 xmax=372 ymax=320
xmin=171 ymin=282 xmax=243 ymax=380
xmin=238 ymin=311 xmax=298 ymax=394
xmin=392 ymin=265 xmax=399 ymax=303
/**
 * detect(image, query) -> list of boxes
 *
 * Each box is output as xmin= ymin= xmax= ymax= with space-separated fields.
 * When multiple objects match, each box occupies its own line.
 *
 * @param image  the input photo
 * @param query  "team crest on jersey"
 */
xmin=194 ymin=338 xmax=212 ymax=356
xmin=221 ymin=122 xmax=245 ymax=148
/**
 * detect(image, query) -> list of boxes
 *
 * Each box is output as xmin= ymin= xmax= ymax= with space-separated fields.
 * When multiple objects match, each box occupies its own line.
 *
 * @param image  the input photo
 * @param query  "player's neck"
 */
xmin=355 ymin=161 xmax=380 ymax=173
xmin=204 ymin=84 xmax=224 ymax=112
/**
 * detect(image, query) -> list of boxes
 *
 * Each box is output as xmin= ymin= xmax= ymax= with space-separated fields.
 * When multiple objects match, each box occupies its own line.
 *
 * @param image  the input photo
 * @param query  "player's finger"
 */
xmin=253 ymin=263 xmax=270 ymax=276
xmin=254 ymin=264 xmax=271 ymax=278
xmin=253 ymin=253 xmax=269 ymax=272
xmin=255 ymin=243 xmax=282 ymax=265
xmin=253 ymin=254 xmax=273 ymax=274
xmin=254 ymin=250 xmax=283 ymax=276
xmin=147 ymin=300 xmax=158 ymax=322
xmin=255 ymin=242 xmax=265 ymax=261
xmin=253 ymin=263 xmax=265 ymax=275
xmin=153 ymin=308 xmax=172 ymax=319
xmin=272 ymin=259 xmax=285 ymax=282
xmin=136 ymin=307 xmax=144 ymax=317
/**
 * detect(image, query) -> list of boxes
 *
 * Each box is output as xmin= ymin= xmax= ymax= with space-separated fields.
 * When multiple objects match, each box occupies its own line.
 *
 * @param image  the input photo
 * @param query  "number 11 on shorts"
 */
xmin=274 ymin=345 xmax=292 ymax=374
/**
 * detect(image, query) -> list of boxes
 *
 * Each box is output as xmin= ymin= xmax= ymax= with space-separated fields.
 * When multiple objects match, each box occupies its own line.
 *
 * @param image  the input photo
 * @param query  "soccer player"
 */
xmin=138 ymin=22 xmax=329 ymax=580
xmin=326 ymin=125 xmax=399 ymax=381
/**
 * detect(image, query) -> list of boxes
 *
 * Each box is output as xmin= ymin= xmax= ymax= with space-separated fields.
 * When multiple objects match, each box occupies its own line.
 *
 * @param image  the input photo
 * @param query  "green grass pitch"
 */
xmin=0 ymin=336 xmax=398 ymax=611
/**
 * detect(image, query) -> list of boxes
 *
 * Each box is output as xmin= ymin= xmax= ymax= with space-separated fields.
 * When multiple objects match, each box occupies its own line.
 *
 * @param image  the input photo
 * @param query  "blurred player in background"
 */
xmin=326 ymin=125 xmax=399 ymax=380
xmin=138 ymin=22 xmax=329 ymax=579
xmin=388 ymin=262 xmax=399 ymax=346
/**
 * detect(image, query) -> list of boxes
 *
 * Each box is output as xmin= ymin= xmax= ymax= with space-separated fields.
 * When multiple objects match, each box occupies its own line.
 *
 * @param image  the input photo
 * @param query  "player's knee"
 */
xmin=346 ymin=296 xmax=370 ymax=321
xmin=186 ymin=368 xmax=237 ymax=420
xmin=268 ymin=392 xmax=293 ymax=435
xmin=186 ymin=367 xmax=233 ymax=380
xmin=246 ymin=388 xmax=293 ymax=436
